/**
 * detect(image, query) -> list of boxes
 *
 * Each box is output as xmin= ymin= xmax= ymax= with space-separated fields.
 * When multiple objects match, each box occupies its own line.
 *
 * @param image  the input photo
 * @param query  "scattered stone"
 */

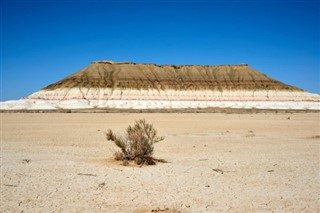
xmin=151 ymin=207 xmax=170 ymax=212
xmin=22 ymin=159 xmax=31 ymax=164
xmin=98 ymin=182 xmax=106 ymax=187
xmin=212 ymin=168 xmax=224 ymax=174
xmin=4 ymin=184 xmax=18 ymax=187
xmin=77 ymin=173 xmax=97 ymax=177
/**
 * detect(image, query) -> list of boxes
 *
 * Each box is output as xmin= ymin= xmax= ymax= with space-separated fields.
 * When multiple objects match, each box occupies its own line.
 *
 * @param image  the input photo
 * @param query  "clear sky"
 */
xmin=1 ymin=0 xmax=319 ymax=101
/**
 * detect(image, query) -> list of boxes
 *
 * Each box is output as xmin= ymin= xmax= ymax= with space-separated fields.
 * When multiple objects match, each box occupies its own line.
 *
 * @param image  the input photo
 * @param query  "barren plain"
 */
xmin=1 ymin=113 xmax=319 ymax=212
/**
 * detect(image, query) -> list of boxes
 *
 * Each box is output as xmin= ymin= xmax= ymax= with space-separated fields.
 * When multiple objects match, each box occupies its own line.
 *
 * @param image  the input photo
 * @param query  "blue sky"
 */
xmin=1 ymin=0 xmax=319 ymax=101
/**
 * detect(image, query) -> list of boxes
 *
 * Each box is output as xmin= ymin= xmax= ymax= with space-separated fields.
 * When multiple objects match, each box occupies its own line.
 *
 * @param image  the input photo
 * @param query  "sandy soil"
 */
xmin=1 ymin=113 xmax=319 ymax=212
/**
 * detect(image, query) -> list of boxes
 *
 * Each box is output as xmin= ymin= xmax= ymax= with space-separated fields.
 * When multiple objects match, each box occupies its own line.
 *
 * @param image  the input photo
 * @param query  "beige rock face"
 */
xmin=2 ymin=61 xmax=319 ymax=110
xmin=27 ymin=61 xmax=318 ymax=102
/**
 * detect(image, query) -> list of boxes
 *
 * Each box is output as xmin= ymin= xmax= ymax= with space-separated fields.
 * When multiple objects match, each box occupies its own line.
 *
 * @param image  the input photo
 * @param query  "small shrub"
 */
xmin=106 ymin=119 xmax=165 ymax=166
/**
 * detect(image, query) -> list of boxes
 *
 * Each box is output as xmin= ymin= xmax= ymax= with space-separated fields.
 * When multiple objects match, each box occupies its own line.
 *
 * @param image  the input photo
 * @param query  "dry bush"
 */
xmin=106 ymin=119 xmax=165 ymax=166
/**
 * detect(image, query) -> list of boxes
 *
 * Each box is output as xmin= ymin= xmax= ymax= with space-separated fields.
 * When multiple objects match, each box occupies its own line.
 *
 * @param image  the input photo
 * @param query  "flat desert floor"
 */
xmin=1 ymin=113 xmax=319 ymax=212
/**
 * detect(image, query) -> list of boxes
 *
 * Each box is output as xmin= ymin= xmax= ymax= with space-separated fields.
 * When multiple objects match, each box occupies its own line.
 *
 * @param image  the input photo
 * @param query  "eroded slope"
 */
xmin=27 ymin=61 xmax=318 ymax=102
xmin=42 ymin=62 xmax=302 ymax=92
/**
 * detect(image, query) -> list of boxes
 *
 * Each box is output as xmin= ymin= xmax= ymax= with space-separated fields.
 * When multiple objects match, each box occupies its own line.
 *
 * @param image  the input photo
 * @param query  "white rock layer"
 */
xmin=1 ymin=99 xmax=319 ymax=110
xmin=27 ymin=88 xmax=320 ymax=101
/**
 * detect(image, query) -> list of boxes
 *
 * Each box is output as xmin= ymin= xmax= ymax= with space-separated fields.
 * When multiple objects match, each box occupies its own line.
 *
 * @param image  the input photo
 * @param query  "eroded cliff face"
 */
xmin=28 ymin=61 xmax=318 ymax=102
xmin=1 ymin=61 xmax=318 ymax=110
xmin=42 ymin=62 xmax=298 ymax=91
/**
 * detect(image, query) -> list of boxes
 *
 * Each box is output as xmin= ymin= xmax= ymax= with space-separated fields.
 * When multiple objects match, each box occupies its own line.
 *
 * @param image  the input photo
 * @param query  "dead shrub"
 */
xmin=106 ymin=119 xmax=165 ymax=166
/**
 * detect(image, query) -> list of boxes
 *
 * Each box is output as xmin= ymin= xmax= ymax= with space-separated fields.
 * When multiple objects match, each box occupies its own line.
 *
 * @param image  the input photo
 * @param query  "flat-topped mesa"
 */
xmin=92 ymin=60 xmax=249 ymax=67
xmin=27 ymin=61 xmax=319 ymax=102
xmin=92 ymin=60 xmax=135 ymax=65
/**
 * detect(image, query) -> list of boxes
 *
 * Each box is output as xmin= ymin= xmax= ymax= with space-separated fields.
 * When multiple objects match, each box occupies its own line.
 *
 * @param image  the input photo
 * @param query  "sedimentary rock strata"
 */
xmin=2 ymin=61 xmax=319 ymax=110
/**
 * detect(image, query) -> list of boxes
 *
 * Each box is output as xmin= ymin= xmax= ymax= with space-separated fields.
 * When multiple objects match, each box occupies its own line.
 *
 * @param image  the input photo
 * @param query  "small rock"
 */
xmin=22 ymin=159 xmax=31 ymax=164
xmin=98 ymin=182 xmax=106 ymax=187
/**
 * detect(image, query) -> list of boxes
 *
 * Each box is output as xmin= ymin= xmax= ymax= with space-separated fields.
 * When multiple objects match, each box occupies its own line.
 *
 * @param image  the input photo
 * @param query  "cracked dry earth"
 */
xmin=1 ymin=113 xmax=319 ymax=212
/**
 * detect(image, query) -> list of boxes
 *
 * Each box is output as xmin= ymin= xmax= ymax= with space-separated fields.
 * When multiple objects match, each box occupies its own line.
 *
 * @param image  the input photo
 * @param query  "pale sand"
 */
xmin=1 ymin=113 xmax=319 ymax=212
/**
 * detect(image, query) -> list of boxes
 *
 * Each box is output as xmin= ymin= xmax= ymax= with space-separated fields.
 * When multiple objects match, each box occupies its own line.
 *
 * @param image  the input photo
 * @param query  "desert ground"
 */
xmin=1 ymin=112 xmax=319 ymax=212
